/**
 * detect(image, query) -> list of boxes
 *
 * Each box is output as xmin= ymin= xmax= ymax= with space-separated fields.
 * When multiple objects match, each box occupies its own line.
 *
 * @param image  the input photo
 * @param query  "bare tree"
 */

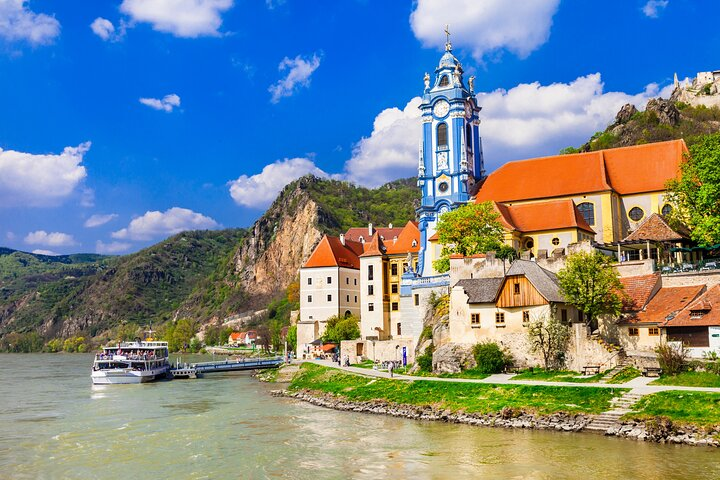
xmin=527 ymin=313 xmax=570 ymax=370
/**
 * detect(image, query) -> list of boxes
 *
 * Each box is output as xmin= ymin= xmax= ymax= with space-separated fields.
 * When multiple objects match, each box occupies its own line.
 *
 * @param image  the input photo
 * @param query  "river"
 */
xmin=0 ymin=354 xmax=718 ymax=479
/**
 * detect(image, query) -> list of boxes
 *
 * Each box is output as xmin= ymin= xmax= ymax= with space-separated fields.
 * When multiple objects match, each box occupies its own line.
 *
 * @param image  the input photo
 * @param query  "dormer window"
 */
xmin=412 ymin=239 xmax=417 ymax=247
xmin=439 ymin=75 xmax=449 ymax=87
xmin=690 ymin=310 xmax=705 ymax=319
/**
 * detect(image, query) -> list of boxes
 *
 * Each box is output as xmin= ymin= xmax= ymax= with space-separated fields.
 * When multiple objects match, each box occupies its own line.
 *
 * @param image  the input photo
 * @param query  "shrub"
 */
xmin=417 ymin=344 xmax=434 ymax=372
xmin=655 ymin=343 xmax=688 ymax=375
xmin=472 ymin=341 xmax=512 ymax=374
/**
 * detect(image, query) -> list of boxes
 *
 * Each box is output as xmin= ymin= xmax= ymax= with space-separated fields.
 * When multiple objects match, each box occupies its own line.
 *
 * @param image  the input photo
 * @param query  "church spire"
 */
xmin=444 ymin=24 xmax=452 ymax=52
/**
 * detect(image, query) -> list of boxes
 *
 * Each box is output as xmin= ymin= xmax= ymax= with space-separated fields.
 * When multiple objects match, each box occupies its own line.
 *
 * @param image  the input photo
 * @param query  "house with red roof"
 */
xmin=471 ymin=139 xmax=687 ymax=257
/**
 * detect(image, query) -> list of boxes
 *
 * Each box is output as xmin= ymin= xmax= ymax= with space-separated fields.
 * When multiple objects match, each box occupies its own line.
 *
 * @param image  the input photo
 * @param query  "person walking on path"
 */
xmin=388 ymin=361 xmax=394 ymax=378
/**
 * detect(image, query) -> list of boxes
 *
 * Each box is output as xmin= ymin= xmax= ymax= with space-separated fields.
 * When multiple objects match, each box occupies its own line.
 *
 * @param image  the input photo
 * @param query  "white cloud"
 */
xmin=643 ymin=0 xmax=668 ymax=18
xmin=96 ymin=240 xmax=131 ymax=255
xmin=91 ymin=17 xmax=126 ymax=42
xmin=32 ymin=249 xmax=59 ymax=256
xmin=139 ymin=94 xmax=181 ymax=112
xmin=6 ymin=231 xmax=15 ymax=241
xmin=410 ymin=0 xmax=560 ymax=61
xmin=0 ymin=0 xmax=60 ymax=46
xmin=342 ymin=74 xmax=675 ymax=185
xmin=120 ymin=0 xmax=233 ymax=38
xmin=477 ymin=73 xmax=675 ymax=167
xmin=24 ymin=230 xmax=77 ymax=247
xmin=0 ymin=142 xmax=89 ymax=207
xmin=228 ymin=157 xmax=327 ymax=208
xmin=112 ymin=207 xmax=219 ymax=241
xmin=343 ymin=97 xmax=423 ymax=188
xmin=268 ymin=54 xmax=321 ymax=103
xmin=84 ymin=213 xmax=118 ymax=228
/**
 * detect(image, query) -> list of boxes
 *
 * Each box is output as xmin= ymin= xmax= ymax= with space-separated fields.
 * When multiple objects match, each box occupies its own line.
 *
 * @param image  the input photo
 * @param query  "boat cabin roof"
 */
xmin=103 ymin=341 xmax=168 ymax=351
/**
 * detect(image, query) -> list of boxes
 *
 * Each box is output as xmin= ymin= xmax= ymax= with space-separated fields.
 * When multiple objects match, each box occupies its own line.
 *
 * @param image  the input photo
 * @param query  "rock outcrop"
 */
xmin=432 ymin=343 xmax=476 ymax=374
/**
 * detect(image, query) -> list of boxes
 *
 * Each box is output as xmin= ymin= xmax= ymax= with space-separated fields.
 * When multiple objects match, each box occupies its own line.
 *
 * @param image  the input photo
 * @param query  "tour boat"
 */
xmin=91 ymin=339 xmax=170 ymax=385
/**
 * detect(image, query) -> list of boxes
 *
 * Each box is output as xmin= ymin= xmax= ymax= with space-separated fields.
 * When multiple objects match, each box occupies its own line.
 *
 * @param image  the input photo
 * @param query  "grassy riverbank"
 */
xmin=651 ymin=371 xmax=720 ymax=388
xmin=290 ymin=363 xmax=623 ymax=415
xmin=625 ymin=391 xmax=720 ymax=427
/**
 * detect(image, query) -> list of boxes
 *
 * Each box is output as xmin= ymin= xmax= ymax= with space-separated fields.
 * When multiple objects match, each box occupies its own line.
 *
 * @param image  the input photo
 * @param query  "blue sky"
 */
xmin=0 ymin=0 xmax=716 ymax=255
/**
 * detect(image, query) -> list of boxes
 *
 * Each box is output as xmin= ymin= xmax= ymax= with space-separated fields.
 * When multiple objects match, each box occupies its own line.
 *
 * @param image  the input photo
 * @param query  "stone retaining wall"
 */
xmin=273 ymin=389 xmax=719 ymax=448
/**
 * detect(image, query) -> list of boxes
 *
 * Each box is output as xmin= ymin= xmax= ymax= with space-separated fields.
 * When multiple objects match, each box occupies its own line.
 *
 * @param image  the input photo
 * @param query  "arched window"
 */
xmin=439 ymin=75 xmax=449 ymax=87
xmin=465 ymin=123 xmax=473 ymax=150
xmin=437 ymin=123 xmax=448 ymax=148
xmin=661 ymin=204 xmax=672 ymax=216
xmin=577 ymin=202 xmax=595 ymax=226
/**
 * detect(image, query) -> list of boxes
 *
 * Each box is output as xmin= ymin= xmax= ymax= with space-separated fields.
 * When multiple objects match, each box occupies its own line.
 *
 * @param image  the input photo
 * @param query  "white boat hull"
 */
xmin=91 ymin=366 xmax=170 ymax=385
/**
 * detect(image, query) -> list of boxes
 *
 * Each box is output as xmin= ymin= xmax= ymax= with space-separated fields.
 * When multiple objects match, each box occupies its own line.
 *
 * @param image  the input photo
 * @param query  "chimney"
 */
xmin=368 ymin=223 xmax=373 ymax=236
xmin=339 ymin=233 xmax=345 ymax=246
xmin=388 ymin=223 xmax=393 ymax=229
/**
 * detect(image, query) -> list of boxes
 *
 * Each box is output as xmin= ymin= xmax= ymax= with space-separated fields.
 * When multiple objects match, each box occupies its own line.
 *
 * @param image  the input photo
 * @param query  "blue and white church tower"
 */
xmin=416 ymin=32 xmax=485 ymax=277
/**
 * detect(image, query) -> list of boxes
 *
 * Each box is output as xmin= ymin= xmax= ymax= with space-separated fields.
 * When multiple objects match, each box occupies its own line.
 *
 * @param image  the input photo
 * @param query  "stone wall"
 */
xmin=661 ymin=270 xmax=720 ymax=288
xmin=566 ymin=323 xmax=622 ymax=372
xmin=340 ymin=338 xmax=416 ymax=365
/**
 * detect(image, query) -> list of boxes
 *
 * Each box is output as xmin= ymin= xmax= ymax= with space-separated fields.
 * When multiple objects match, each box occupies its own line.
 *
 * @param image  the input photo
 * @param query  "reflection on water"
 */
xmin=0 ymin=353 xmax=719 ymax=479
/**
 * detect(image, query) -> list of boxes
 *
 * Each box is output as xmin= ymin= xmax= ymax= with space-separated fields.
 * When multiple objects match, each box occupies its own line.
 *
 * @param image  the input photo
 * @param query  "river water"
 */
xmin=1 ymin=354 xmax=718 ymax=479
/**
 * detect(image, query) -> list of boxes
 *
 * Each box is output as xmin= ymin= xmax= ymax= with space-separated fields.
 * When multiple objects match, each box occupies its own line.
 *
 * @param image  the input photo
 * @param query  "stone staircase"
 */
xmin=598 ymin=357 xmax=632 ymax=383
xmin=584 ymin=391 xmax=644 ymax=433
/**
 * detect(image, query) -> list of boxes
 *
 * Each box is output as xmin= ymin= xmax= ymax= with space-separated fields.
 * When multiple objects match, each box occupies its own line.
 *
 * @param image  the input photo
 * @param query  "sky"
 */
xmin=0 ymin=0 xmax=717 ymax=256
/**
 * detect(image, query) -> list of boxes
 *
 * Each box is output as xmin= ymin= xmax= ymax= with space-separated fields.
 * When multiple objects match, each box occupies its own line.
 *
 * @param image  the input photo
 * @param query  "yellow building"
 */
xmin=471 ymin=139 xmax=688 ymax=255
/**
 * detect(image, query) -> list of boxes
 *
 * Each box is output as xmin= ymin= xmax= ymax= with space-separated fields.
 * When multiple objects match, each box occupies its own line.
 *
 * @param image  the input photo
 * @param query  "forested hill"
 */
xmin=0 ymin=176 xmax=420 ymax=347
xmin=563 ymin=97 xmax=720 ymax=153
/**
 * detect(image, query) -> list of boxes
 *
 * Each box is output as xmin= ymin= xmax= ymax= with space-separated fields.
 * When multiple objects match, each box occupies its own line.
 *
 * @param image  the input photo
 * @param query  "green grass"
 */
xmin=651 ymin=371 xmax=720 ymax=388
xmin=511 ymin=369 xmax=604 ymax=383
xmin=626 ymin=391 xmax=720 ymax=427
xmin=607 ymin=367 xmax=641 ymax=384
xmin=351 ymin=360 xmax=375 ymax=369
xmin=290 ymin=363 xmax=623 ymax=415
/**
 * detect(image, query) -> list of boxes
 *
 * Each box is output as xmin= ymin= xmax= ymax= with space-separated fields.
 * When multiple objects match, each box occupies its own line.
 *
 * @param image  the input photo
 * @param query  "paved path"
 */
xmin=307 ymin=360 xmax=720 ymax=395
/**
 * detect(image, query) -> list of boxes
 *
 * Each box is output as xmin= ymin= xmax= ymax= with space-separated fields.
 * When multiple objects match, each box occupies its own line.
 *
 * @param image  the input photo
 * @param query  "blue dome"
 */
xmin=438 ymin=51 xmax=459 ymax=69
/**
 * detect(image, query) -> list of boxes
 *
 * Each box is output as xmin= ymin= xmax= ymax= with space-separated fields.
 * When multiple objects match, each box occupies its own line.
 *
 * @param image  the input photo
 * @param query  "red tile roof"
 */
xmin=344 ymin=225 xmax=405 ymax=243
xmin=229 ymin=332 xmax=242 ymax=340
xmin=303 ymin=235 xmax=364 ymax=269
xmin=360 ymin=221 xmax=420 ymax=257
xmin=622 ymin=285 xmax=704 ymax=325
xmin=494 ymin=200 xmax=595 ymax=234
xmin=622 ymin=213 xmax=690 ymax=243
xmin=475 ymin=140 xmax=686 ymax=203
xmin=663 ymin=285 xmax=720 ymax=327
xmin=618 ymin=273 xmax=661 ymax=312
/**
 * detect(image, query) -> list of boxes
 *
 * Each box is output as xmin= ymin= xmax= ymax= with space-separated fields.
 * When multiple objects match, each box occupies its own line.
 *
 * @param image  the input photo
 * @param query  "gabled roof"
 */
xmin=504 ymin=260 xmax=564 ymax=303
xmin=229 ymin=332 xmax=242 ymax=340
xmin=455 ymin=278 xmax=504 ymax=304
xmin=494 ymin=200 xmax=595 ymax=234
xmin=360 ymin=221 xmax=420 ymax=257
xmin=475 ymin=140 xmax=686 ymax=203
xmin=618 ymin=273 xmax=661 ymax=312
xmin=622 ymin=213 xmax=690 ymax=243
xmin=302 ymin=235 xmax=364 ymax=269
xmin=663 ymin=285 xmax=720 ymax=327
xmin=344 ymin=225 xmax=405 ymax=243
xmin=621 ymin=285 xmax=703 ymax=325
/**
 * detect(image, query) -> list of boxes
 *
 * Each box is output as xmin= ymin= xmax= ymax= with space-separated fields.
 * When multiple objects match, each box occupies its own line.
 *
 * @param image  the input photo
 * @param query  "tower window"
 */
xmin=577 ymin=202 xmax=595 ymax=226
xmin=661 ymin=204 xmax=672 ymax=216
xmin=465 ymin=123 xmax=473 ymax=149
xmin=439 ymin=75 xmax=449 ymax=87
xmin=437 ymin=123 xmax=448 ymax=148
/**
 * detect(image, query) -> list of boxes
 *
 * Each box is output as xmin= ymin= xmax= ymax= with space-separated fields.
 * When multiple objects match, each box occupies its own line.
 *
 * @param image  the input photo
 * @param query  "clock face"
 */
xmin=433 ymin=100 xmax=449 ymax=118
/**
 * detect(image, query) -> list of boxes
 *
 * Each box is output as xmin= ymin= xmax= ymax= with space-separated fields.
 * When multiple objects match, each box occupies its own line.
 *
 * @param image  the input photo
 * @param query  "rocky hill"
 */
xmin=0 ymin=176 xmax=420 ymax=345
xmin=564 ymin=95 xmax=720 ymax=154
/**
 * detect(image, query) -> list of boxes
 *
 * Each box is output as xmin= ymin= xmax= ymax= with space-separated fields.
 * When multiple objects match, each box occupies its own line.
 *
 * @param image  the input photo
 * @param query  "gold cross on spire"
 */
xmin=444 ymin=24 xmax=452 ymax=51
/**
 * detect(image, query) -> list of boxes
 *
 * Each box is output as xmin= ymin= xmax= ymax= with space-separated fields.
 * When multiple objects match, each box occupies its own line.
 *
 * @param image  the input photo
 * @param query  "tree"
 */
xmin=527 ymin=313 xmax=570 ymax=370
xmin=557 ymin=251 xmax=623 ymax=329
xmin=165 ymin=318 xmax=197 ymax=352
xmin=432 ymin=201 xmax=505 ymax=273
xmin=286 ymin=325 xmax=297 ymax=352
xmin=322 ymin=314 xmax=360 ymax=344
xmin=666 ymin=133 xmax=720 ymax=245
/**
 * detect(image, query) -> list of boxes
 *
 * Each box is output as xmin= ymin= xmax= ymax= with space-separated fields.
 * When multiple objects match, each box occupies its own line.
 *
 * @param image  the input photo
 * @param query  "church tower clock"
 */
xmin=416 ymin=28 xmax=485 ymax=276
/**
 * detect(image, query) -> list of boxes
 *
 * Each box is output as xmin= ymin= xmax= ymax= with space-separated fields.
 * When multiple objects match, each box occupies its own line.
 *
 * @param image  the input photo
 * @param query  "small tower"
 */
xmin=415 ymin=26 xmax=485 ymax=276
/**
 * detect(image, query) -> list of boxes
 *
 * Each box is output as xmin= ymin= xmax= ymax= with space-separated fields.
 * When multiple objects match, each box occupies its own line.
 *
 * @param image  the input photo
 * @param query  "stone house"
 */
xmin=449 ymin=259 xmax=581 ymax=366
